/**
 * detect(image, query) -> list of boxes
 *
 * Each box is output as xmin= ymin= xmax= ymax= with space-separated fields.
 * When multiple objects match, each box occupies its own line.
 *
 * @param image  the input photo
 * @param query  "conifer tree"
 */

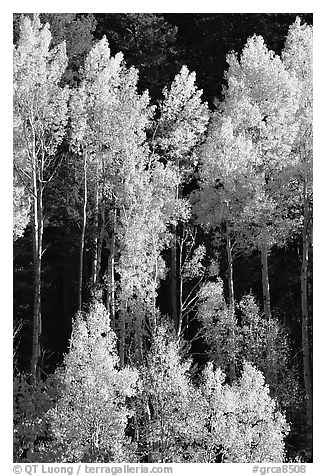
xmin=95 ymin=13 xmax=179 ymax=98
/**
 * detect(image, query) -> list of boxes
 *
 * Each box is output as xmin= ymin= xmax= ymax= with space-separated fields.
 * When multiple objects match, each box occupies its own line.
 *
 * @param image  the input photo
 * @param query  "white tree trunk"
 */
xmin=78 ymin=151 xmax=87 ymax=311
xmin=31 ymin=154 xmax=43 ymax=383
xmin=261 ymin=245 xmax=271 ymax=321
xmin=301 ymin=175 xmax=313 ymax=432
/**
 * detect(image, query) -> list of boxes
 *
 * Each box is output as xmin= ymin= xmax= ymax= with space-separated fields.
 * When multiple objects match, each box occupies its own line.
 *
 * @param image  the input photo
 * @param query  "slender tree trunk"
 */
xmin=170 ymin=165 xmax=180 ymax=333
xmin=106 ymin=210 xmax=116 ymax=329
xmin=225 ymin=222 xmax=236 ymax=382
xmin=228 ymin=315 xmax=236 ymax=383
xmin=261 ymin=244 xmax=271 ymax=321
xmin=301 ymin=175 xmax=313 ymax=432
xmin=95 ymin=204 xmax=105 ymax=283
xmin=260 ymin=242 xmax=275 ymax=390
xmin=265 ymin=321 xmax=277 ymax=395
xmin=119 ymin=308 xmax=126 ymax=368
xmin=177 ymin=227 xmax=184 ymax=338
xmin=78 ymin=151 xmax=87 ymax=311
xmin=170 ymin=223 xmax=178 ymax=332
xmin=226 ymin=223 xmax=235 ymax=307
xmin=177 ymin=273 xmax=183 ymax=338
xmin=135 ymin=321 xmax=143 ymax=363
xmin=146 ymin=401 xmax=155 ymax=462
xmin=91 ymin=160 xmax=99 ymax=288
xmin=31 ymin=164 xmax=43 ymax=383
xmin=153 ymin=251 xmax=158 ymax=315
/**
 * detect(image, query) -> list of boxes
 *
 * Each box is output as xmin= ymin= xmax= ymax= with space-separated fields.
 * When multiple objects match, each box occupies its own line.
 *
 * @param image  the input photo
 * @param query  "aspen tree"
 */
xmin=222 ymin=34 xmax=299 ymax=320
xmin=13 ymin=15 xmax=69 ymax=381
xmin=154 ymin=66 xmax=209 ymax=334
xmin=282 ymin=16 xmax=313 ymax=435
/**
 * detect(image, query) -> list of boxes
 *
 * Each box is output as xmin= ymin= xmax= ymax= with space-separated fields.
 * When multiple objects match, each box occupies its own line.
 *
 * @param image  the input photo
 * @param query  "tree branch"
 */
xmin=13 ymin=162 xmax=36 ymax=198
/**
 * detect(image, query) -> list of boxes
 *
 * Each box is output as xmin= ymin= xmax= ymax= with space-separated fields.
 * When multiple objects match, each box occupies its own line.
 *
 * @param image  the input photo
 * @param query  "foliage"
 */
xmin=197 ymin=280 xmax=295 ymax=402
xmin=70 ymin=36 xmax=185 ymax=361
xmin=14 ymin=15 xmax=69 ymax=167
xmin=197 ymin=279 xmax=240 ymax=378
xmin=117 ymin=160 xmax=180 ymax=358
xmin=194 ymin=113 xmax=257 ymax=255
xmin=13 ymin=13 xmax=70 ymax=380
xmin=162 ymin=13 xmax=312 ymax=105
xmin=69 ymin=34 xmax=153 ymax=235
xmin=13 ymin=372 xmax=61 ymax=462
xmin=282 ymin=17 xmax=313 ymax=213
xmin=154 ymin=65 xmax=209 ymax=170
xmin=13 ymin=13 xmax=69 ymax=238
xmin=13 ymin=175 xmax=30 ymax=241
xmin=40 ymin=13 xmax=97 ymax=86
xmin=13 ymin=13 xmax=97 ymax=86
xmin=46 ymin=299 xmax=138 ymax=462
xmin=201 ymin=362 xmax=290 ymax=462
xmin=220 ymin=33 xmax=301 ymax=253
xmin=136 ymin=324 xmax=206 ymax=462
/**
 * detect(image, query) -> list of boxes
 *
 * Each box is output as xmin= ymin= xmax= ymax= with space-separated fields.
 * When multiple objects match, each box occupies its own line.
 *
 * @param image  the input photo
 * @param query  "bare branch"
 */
xmin=13 ymin=162 xmax=36 ymax=198
xmin=43 ymin=153 xmax=65 ymax=190
xmin=182 ymin=276 xmax=204 ymax=310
